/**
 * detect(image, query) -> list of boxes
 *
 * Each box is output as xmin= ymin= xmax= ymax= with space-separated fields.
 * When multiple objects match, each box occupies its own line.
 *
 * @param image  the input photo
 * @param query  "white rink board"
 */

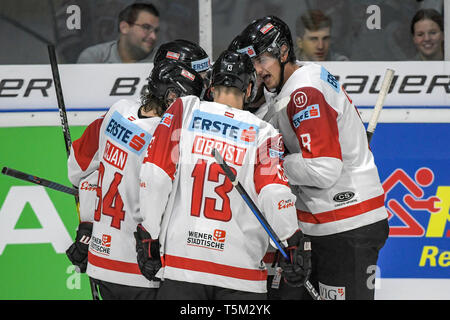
xmin=0 ymin=61 xmax=448 ymax=110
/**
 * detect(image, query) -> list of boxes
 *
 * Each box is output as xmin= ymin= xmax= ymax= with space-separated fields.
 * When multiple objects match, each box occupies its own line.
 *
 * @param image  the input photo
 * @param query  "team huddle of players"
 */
xmin=66 ymin=16 xmax=389 ymax=300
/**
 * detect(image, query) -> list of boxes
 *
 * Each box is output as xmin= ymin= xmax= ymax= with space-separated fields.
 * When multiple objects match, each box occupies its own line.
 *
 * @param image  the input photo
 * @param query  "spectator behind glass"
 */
xmin=410 ymin=8 xmax=444 ymax=60
xmin=295 ymin=10 xmax=349 ymax=61
xmin=77 ymin=3 xmax=160 ymax=63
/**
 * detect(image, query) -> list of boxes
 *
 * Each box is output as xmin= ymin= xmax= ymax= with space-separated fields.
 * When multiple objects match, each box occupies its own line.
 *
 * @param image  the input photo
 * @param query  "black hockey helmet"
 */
xmin=147 ymin=60 xmax=204 ymax=107
xmin=154 ymin=39 xmax=211 ymax=73
xmin=229 ymin=16 xmax=295 ymax=94
xmin=210 ymin=50 xmax=258 ymax=103
xmin=229 ymin=16 xmax=295 ymax=62
xmin=227 ymin=34 xmax=241 ymax=52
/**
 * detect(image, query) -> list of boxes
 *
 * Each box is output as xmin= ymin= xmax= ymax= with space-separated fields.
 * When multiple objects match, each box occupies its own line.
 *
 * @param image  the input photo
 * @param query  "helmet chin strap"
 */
xmin=275 ymin=59 xmax=286 ymax=94
xmin=242 ymin=86 xmax=250 ymax=110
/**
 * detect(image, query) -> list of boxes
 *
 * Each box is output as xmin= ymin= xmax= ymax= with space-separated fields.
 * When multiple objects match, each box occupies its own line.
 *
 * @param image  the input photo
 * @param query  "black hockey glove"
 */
xmin=66 ymin=222 xmax=93 ymax=273
xmin=134 ymin=224 xmax=162 ymax=281
xmin=279 ymin=229 xmax=312 ymax=287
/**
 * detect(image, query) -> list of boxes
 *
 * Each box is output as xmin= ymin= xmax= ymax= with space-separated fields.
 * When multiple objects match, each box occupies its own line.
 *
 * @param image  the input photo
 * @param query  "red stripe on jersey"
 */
xmin=72 ymin=117 xmax=104 ymax=171
xmin=163 ymin=254 xmax=267 ymax=281
xmin=88 ymin=251 xmax=141 ymax=274
xmin=297 ymin=194 xmax=385 ymax=224
xmin=142 ymin=98 xmax=184 ymax=180
xmin=287 ymin=87 xmax=341 ymax=160
xmin=254 ymin=134 xmax=289 ymax=194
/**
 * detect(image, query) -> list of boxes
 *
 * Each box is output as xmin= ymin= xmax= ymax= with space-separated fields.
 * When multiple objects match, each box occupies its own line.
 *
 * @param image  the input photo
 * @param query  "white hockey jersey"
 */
xmin=68 ymin=99 xmax=160 ymax=288
xmin=267 ymin=62 xmax=388 ymax=236
xmin=140 ymin=96 xmax=298 ymax=293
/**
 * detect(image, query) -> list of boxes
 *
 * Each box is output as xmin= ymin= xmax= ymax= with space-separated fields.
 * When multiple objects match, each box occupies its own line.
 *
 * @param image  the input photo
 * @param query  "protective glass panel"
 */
xmin=0 ymin=0 xmax=199 ymax=64
xmin=212 ymin=0 xmax=444 ymax=61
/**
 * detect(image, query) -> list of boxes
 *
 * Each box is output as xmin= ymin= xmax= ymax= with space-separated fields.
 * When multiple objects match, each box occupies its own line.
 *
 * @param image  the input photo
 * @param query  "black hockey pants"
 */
xmin=156 ymin=279 xmax=267 ymax=300
xmin=267 ymin=218 xmax=389 ymax=300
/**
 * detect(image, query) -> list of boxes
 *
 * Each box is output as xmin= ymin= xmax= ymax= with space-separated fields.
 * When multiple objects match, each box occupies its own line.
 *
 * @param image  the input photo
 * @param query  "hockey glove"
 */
xmin=279 ymin=229 xmax=312 ymax=287
xmin=134 ymin=224 xmax=162 ymax=281
xmin=66 ymin=222 xmax=93 ymax=273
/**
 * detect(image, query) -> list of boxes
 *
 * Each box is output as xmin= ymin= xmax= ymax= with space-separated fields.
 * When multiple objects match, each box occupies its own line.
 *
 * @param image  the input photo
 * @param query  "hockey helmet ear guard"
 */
xmin=147 ymin=60 xmax=204 ymax=107
xmin=210 ymin=50 xmax=258 ymax=104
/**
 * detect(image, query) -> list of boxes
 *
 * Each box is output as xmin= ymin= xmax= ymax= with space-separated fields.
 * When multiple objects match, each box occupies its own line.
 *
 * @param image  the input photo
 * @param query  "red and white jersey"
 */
xmin=68 ymin=99 xmax=160 ymax=288
xmin=267 ymin=62 xmax=388 ymax=236
xmin=140 ymin=96 xmax=298 ymax=293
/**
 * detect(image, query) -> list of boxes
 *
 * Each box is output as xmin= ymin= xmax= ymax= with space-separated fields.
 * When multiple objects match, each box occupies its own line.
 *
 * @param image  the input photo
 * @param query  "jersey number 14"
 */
xmin=94 ymin=162 xmax=125 ymax=229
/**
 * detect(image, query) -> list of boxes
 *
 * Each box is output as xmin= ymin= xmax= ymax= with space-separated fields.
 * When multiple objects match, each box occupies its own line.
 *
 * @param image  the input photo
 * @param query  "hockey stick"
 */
xmin=366 ymin=68 xmax=395 ymax=144
xmin=211 ymin=148 xmax=321 ymax=300
xmin=48 ymin=45 xmax=99 ymax=300
xmin=47 ymin=44 xmax=81 ymax=218
xmin=2 ymin=166 xmax=78 ymax=196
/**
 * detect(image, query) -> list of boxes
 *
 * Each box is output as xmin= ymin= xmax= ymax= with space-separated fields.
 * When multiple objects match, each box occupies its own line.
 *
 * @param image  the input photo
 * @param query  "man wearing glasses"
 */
xmin=77 ymin=3 xmax=160 ymax=63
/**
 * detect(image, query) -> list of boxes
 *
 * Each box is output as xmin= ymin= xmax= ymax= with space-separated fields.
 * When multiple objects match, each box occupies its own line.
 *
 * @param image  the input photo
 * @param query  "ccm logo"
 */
xmin=333 ymin=191 xmax=355 ymax=203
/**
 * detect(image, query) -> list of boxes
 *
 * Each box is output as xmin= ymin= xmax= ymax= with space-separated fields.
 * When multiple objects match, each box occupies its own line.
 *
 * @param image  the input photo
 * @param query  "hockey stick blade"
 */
xmin=211 ymin=148 xmax=321 ymax=300
xmin=366 ymin=68 xmax=395 ymax=144
xmin=2 ymin=166 xmax=78 ymax=196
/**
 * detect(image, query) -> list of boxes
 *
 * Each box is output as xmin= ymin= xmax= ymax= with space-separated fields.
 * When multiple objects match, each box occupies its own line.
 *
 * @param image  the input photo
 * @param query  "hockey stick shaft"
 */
xmin=212 ymin=149 xmax=287 ymax=257
xmin=366 ymin=68 xmax=395 ymax=143
xmin=48 ymin=45 xmax=72 ymax=157
xmin=2 ymin=167 xmax=78 ymax=196
xmin=212 ymin=149 xmax=321 ymax=300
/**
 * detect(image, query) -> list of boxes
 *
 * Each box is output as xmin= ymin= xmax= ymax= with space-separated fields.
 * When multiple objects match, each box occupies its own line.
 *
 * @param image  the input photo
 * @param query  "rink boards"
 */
xmin=0 ymin=62 xmax=448 ymax=299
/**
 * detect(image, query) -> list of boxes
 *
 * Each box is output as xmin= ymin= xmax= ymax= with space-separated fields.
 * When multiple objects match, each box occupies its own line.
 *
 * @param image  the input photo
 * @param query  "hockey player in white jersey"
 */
xmin=232 ymin=16 xmax=389 ymax=300
xmin=139 ymin=50 xmax=312 ymax=299
xmin=66 ymin=59 xmax=204 ymax=299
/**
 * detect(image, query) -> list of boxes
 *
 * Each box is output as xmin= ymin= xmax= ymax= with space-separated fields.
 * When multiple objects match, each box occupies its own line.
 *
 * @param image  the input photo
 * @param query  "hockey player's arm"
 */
xmin=283 ymin=87 xmax=343 ymax=188
xmin=66 ymin=116 xmax=104 ymax=268
xmin=140 ymin=99 xmax=183 ymax=239
xmin=67 ymin=115 xmax=104 ymax=187
xmin=254 ymin=133 xmax=298 ymax=244
xmin=67 ymin=115 xmax=104 ymax=222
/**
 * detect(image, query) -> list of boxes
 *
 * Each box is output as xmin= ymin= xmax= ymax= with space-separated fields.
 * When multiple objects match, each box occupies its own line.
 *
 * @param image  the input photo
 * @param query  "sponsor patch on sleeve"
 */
xmin=320 ymin=66 xmax=340 ymax=93
xmin=292 ymin=104 xmax=321 ymax=128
